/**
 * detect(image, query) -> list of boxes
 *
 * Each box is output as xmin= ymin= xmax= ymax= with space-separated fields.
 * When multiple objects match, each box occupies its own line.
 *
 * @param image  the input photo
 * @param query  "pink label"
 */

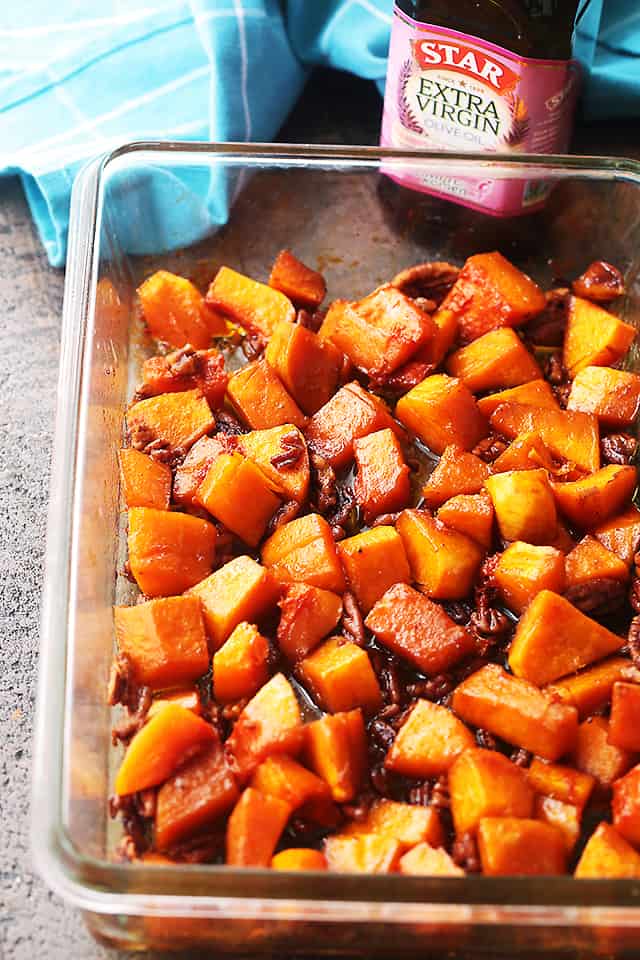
xmin=381 ymin=5 xmax=580 ymax=215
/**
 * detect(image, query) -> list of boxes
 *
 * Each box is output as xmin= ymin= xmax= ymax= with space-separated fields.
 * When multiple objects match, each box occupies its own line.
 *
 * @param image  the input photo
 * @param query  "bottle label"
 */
xmin=381 ymin=4 xmax=580 ymax=215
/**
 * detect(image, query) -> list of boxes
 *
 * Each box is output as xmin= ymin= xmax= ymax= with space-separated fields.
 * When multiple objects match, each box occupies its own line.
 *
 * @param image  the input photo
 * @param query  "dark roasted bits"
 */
xmin=601 ymin=433 xmax=638 ymax=466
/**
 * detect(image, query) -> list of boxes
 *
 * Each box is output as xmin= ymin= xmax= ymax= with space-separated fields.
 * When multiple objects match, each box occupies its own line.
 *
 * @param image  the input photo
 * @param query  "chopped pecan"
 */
xmin=430 ymin=774 xmax=450 ymax=811
xmin=327 ymin=485 xmax=357 ymax=530
xmin=107 ymin=653 xmax=138 ymax=709
xmin=390 ymin=261 xmax=460 ymax=304
xmin=371 ymin=511 xmax=402 ymax=528
xmin=406 ymin=674 xmax=454 ymax=703
xmin=241 ymin=330 xmax=267 ymax=360
xmin=524 ymin=289 xmax=570 ymax=347
xmin=572 ymin=261 xmax=625 ymax=302
xmin=379 ymin=657 xmax=403 ymax=706
xmin=266 ymin=499 xmax=300 ymax=536
xmin=168 ymin=345 xmax=198 ymax=378
xmin=369 ymin=719 xmax=396 ymax=755
xmin=510 ymin=747 xmax=533 ymax=768
xmin=564 ymin=578 xmax=627 ymax=618
xmin=628 ymin=615 xmax=640 ymax=669
xmin=298 ymin=307 xmax=325 ymax=333
xmin=601 ymin=433 xmax=638 ymax=466
xmin=341 ymin=591 xmax=366 ymax=646
xmin=443 ymin=601 xmax=473 ymax=625
xmin=452 ymin=831 xmax=481 ymax=872
xmin=629 ymin=575 xmax=640 ymax=615
xmin=407 ymin=780 xmax=431 ymax=806
xmin=475 ymin=728 xmax=497 ymax=750
xmin=310 ymin=452 xmax=337 ymax=514
xmin=380 ymin=359 xmax=435 ymax=394
xmin=472 ymin=435 xmax=508 ymax=464
xmin=111 ymin=685 xmax=152 ymax=745
xmin=544 ymin=351 xmax=569 ymax=387
xmin=270 ymin=431 xmax=306 ymax=468
xmin=215 ymin=410 xmax=248 ymax=435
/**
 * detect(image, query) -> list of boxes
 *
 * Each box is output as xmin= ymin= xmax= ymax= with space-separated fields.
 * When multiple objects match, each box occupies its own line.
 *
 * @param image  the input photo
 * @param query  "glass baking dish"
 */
xmin=33 ymin=142 xmax=640 ymax=955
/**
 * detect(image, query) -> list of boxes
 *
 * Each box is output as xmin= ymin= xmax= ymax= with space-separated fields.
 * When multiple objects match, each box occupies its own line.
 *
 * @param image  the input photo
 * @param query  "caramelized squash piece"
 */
xmin=396 ymin=374 xmax=487 ymax=455
xmin=396 ymin=509 xmax=483 ymax=600
xmin=324 ymin=834 xmax=402 ymax=874
xmin=155 ymin=739 xmax=239 ymax=850
xmin=476 ymin=379 xmax=558 ymax=418
xmin=277 ymin=583 xmax=343 ymax=661
xmin=485 ymin=468 xmax=557 ymax=545
xmin=453 ymin=663 xmax=578 ymax=762
xmin=226 ymin=787 xmax=291 ymax=866
xmin=613 ymin=764 xmax=640 ymax=847
xmin=494 ymin=542 xmax=566 ymax=614
xmin=114 ymin=703 xmax=215 ymax=795
xmin=114 ymin=596 xmax=209 ymax=691
xmin=551 ymin=465 xmax=637 ymax=530
xmin=225 ymin=673 xmax=303 ymax=781
xmin=477 ymin=818 xmax=566 ymax=876
xmin=127 ymin=389 xmax=214 ymax=454
xmin=147 ymin=688 xmax=202 ymax=719
xmin=564 ymin=535 xmax=629 ymax=589
xmin=353 ymin=428 xmax=410 ymax=522
xmin=305 ymin=381 xmax=397 ymax=469
xmin=547 ymin=657 xmax=638 ymax=719
xmin=448 ymin=748 xmax=534 ymax=836
xmin=212 ymin=621 xmax=270 ymax=704
xmin=298 ymin=637 xmax=382 ymax=715
xmin=128 ymin=507 xmax=217 ymax=597
xmin=420 ymin=304 xmax=459 ymax=367
xmin=399 ymin=842 xmax=465 ymax=876
xmin=337 ymin=526 xmax=411 ymax=614
xmin=251 ymin=755 xmax=330 ymax=810
xmin=268 ymin=249 xmax=326 ymax=310
xmin=594 ymin=506 xmax=640 ymax=566
xmin=365 ymin=582 xmax=475 ymax=676
xmin=563 ymin=295 xmax=635 ymax=376
xmin=447 ymin=327 xmax=541 ymax=393
xmin=238 ymin=425 xmax=310 ymax=503
xmin=187 ymin=555 xmax=279 ymax=651
xmin=138 ymin=270 xmax=223 ymax=349
xmin=207 ymin=265 xmax=295 ymax=337
xmin=262 ymin=513 xmax=346 ymax=594
xmin=173 ymin=434 xmax=235 ymax=506
xmin=535 ymin=796 xmax=580 ymax=853
xmin=304 ymin=709 xmax=367 ymax=803
xmin=343 ymin=799 xmax=443 ymax=849
xmin=271 ymin=848 xmax=328 ymax=871
xmin=609 ymin=682 xmax=640 ymax=752
xmin=140 ymin=347 xmax=228 ymax=408
xmin=265 ymin=320 xmax=341 ymax=415
xmin=508 ymin=590 xmax=625 ymax=686
xmin=196 ymin=451 xmax=281 ymax=547
xmin=437 ymin=491 xmax=494 ymax=549
xmin=490 ymin=402 xmax=600 ymax=474
xmin=575 ymin=822 xmax=640 ymax=878
xmin=119 ymin=448 xmax=171 ymax=510
xmin=573 ymin=716 xmax=636 ymax=789
xmin=385 ymin=699 xmax=474 ymax=778
xmin=227 ymin=358 xmax=306 ymax=431
xmin=568 ymin=366 xmax=640 ymax=427
xmin=422 ymin=444 xmax=491 ymax=509
xmin=492 ymin=432 xmax=555 ymax=474
xmin=527 ymin=758 xmax=595 ymax=810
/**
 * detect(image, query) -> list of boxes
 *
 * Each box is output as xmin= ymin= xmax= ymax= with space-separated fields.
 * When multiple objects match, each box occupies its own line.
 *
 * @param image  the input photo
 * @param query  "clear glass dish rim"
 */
xmin=32 ymin=140 xmax=640 ymax=920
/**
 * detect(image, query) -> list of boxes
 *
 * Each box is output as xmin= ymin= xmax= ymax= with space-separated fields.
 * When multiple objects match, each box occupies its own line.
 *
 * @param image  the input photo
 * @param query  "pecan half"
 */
xmin=472 ymin=435 xmax=508 ymax=464
xmin=572 ymin=261 xmax=625 ymax=302
xmin=452 ymin=831 xmax=481 ymax=872
xmin=310 ymin=452 xmax=337 ymax=515
xmin=341 ymin=591 xmax=366 ymax=646
xmin=601 ymin=433 xmax=638 ymax=466
xmin=564 ymin=578 xmax=627 ymax=618
xmin=391 ymin=261 xmax=460 ymax=304
xmin=215 ymin=410 xmax=248 ymax=436
xmin=524 ymin=289 xmax=570 ymax=347
xmin=266 ymin=499 xmax=300 ymax=536
xmin=270 ymin=431 xmax=305 ymax=468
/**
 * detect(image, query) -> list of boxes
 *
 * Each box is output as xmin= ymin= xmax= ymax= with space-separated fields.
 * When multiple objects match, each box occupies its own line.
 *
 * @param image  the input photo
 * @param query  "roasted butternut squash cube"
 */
xmin=575 ymin=822 xmax=640 ymax=878
xmin=437 ymin=491 xmax=494 ymax=549
xmin=422 ymin=304 xmax=459 ymax=367
xmin=265 ymin=320 xmax=341 ymax=415
xmin=573 ymin=716 xmax=636 ymax=789
xmin=399 ymin=842 xmax=465 ymax=876
xmin=477 ymin=379 xmax=559 ymax=418
xmin=262 ymin=513 xmax=346 ymax=594
xmin=119 ymin=448 xmax=171 ymax=510
xmin=212 ymin=621 xmax=270 ymax=704
xmin=494 ymin=542 xmax=566 ymax=614
xmin=271 ymin=848 xmax=328 ymax=871
xmin=147 ymin=688 xmax=202 ymax=719
xmin=298 ymin=637 xmax=382 ymax=715
xmin=114 ymin=703 xmax=215 ymax=795
xmin=509 ymin=590 xmax=625 ymax=686
xmin=277 ymin=583 xmax=343 ymax=662
xmin=238 ymin=425 xmax=310 ymax=503
xmin=594 ymin=506 xmax=640 ymax=565
xmin=527 ymin=758 xmax=595 ymax=810
xmin=304 ymin=381 xmax=397 ymax=469
xmin=172 ymin=434 xmax=234 ymax=507
xmin=196 ymin=451 xmax=281 ymax=547
xmin=385 ymin=699 xmax=474 ymax=778
xmin=187 ymin=555 xmax=279 ymax=651
xmin=251 ymin=755 xmax=330 ymax=810
xmin=127 ymin=388 xmax=215 ymax=454
xmin=225 ymin=673 xmax=303 ymax=781
xmin=449 ymin=748 xmax=534 ymax=836
xmin=490 ymin=403 xmax=600 ymax=474
xmin=609 ymin=682 xmax=640 ymax=752
xmin=422 ymin=444 xmax=491 ymax=509
xmin=551 ymin=465 xmax=637 ymax=530
xmin=439 ymin=251 xmax=545 ymax=343
xmin=337 ymin=526 xmax=411 ymax=614
xmin=613 ymin=764 xmax=640 ymax=847
xmin=568 ymin=366 xmax=640 ymax=427
xmin=353 ymin=428 xmax=410 ymax=522
xmin=138 ymin=270 xmax=221 ymax=350
xmin=447 ymin=327 xmax=541 ymax=393
xmin=477 ymin=817 xmax=566 ymax=875
xmin=485 ymin=468 xmax=557 ymax=545
xmin=365 ymin=582 xmax=475 ymax=675
xmin=396 ymin=374 xmax=487 ymax=455
xmin=547 ymin=657 xmax=638 ymax=719
xmin=343 ymin=799 xmax=443 ymax=849
xmin=304 ymin=709 xmax=367 ymax=803
xmin=452 ymin=663 xmax=578 ymax=762
xmin=139 ymin=347 xmax=228 ymax=408
xmin=227 ymin=358 xmax=306 ymax=431
xmin=563 ymin=295 xmax=635 ymax=376
xmin=397 ymin=509 xmax=484 ymax=599
xmin=535 ymin=796 xmax=580 ymax=853
xmin=226 ymin=787 xmax=292 ymax=866
xmin=155 ymin=740 xmax=239 ymax=851
xmin=268 ymin=249 xmax=326 ymax=310
xmin=207 ymin=265 xmax=295 ymax=337
xmin=114 ymin=596 xmax=209 ymax=691
xmin=565 ymin=535 xmax=629 ymax=589
xmin=128 ymin=507 xmax=217 ymax=597
xmin=492 ymin=432 xmax=555 ymax=474
xmin=324 ymin=834 xmax=403 ymax=874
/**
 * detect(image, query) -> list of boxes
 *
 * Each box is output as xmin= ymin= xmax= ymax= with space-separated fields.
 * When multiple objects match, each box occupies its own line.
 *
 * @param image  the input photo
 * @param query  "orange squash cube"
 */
xmin=385 ymin=699 xmax=474 ymax=778
xmin=420 ymin=304 xmax=459 ymax=367
xmin=509 ymin=590 xmax=625 ymax=686
xmin=298 ymin=637 xmax=382 ymax=715
xmin=227 ymin=358 xmax=306 ymax=431
xmin=437 ymin=492 xmax=494 ymax=549
xmin=343 ymin=799 xmax=443 ymax=849
xmin=613 ymin=764 xmax=640 ymax=847
xmin=551 ymin=465 xmax=637 ymax=530
xmin=422 ymin=444 xmax=491 ymax=509
xmin=277 ymin=583 xmax=343 ymax=662
xmin=573 ymin=716 xmax=636 ymax=789
xmin=137 ymin=270 xmax=220 ymax=350
xmin=492 ymin=432 xmax=555 ymax=474
xmin=271 ymin=848 xmax=328 ymax=871
xmin=365 ymin=582 xmax=475 ymax=676
xmin=324 ymin=834 xmax=403 ymax=874
xmin=485 ymin=468 xmax=557 ymax=545
xmin=494 ymin=542 xmax=566 ymax=614
xmin=127 ymin=388 xmax=215 ymax=454
xmin=353 ymin=428 xmax=410 ymax=523
xmin=477 ymin=379 xmax=559 ymax=418
xmin=563 ymin=295 xmax=635 ymax=376
xmin=396 ymin=374 xmax=487 ymax=455
xmin=119 ymin=448 xmax=171 ymax=510
xmin=187 ymin=555 xmax=279 ymax=651
xmin=490 ymin=402 xmax=600 ymax=474
xmin=609 ymin=682 xmax=640 ymax=752
xmin=251 ymin=755 xmax=330 ymax=810
xmin=477 ymin=817 xmax=566 ymax=875
xmin=452 ymin=663 xmax=578 ymax=762
xmin=212 ymin=621 xmax=270 ymax=704
xmin=535 ymin=796 xmax=581 ymax=853
xmin=568 ymin=366 xmax=640 ymax=427
xmin=575 ymin=822 xmax=640 ymax=878
xmin=304 ymin=381 xmax=397 ymax=469
xmin=268 ymin=249 xmax=326 ymax=310
xmin=225 ymin=673 xmax=303 ymax=781
xmin=196 ymin=451 xmax=280 ymax=547
xmin=337 ymin=526 xmax=411 ymax=614
xmin=449 ymin=748 xmax=534 ymax=836
xmin=565 ymin=535 xmax=629 ymax=589
xmin=206 ymin=265 xmax=295 ymax=337
xmin=155 ymin=740 xmax=239 ymax=851
xmin=547 ymin=657 xmax=638 ymax=719
xmin=262 ymin=513 xmax=346 ymax=594
xmin=594 ymin=506 xmax=640 ymax=566
xmin=128 ymin=507 xmax=217 ymax=597
xmin=114 ymin=596 xmax=209 ymax=691
xmin=304 ymin=709 xmax=367 ymax=803
xmin=238 ymin=424 xmax=310 ymax=503
xmin=139 ymin=347 xmax=228 ymax=408
xmin=527 ymin=758 xmax=595 ymax=811
xmin=147 ymin=688 xmax=202 ymax=719
xmin=226 ymin=787 xmax=292 ymax=866
xmin=399 ymin=842 xmax=465 ymax=876
xmin=265 ymin=320 xmax=341 ymax=415
xmin=396 ymin=509 xmax=484 ymax=600
xmin=447 ymin=327 xmax=541 ymax=393
xmin=172 ymin=434 xmax=236 ymax=507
